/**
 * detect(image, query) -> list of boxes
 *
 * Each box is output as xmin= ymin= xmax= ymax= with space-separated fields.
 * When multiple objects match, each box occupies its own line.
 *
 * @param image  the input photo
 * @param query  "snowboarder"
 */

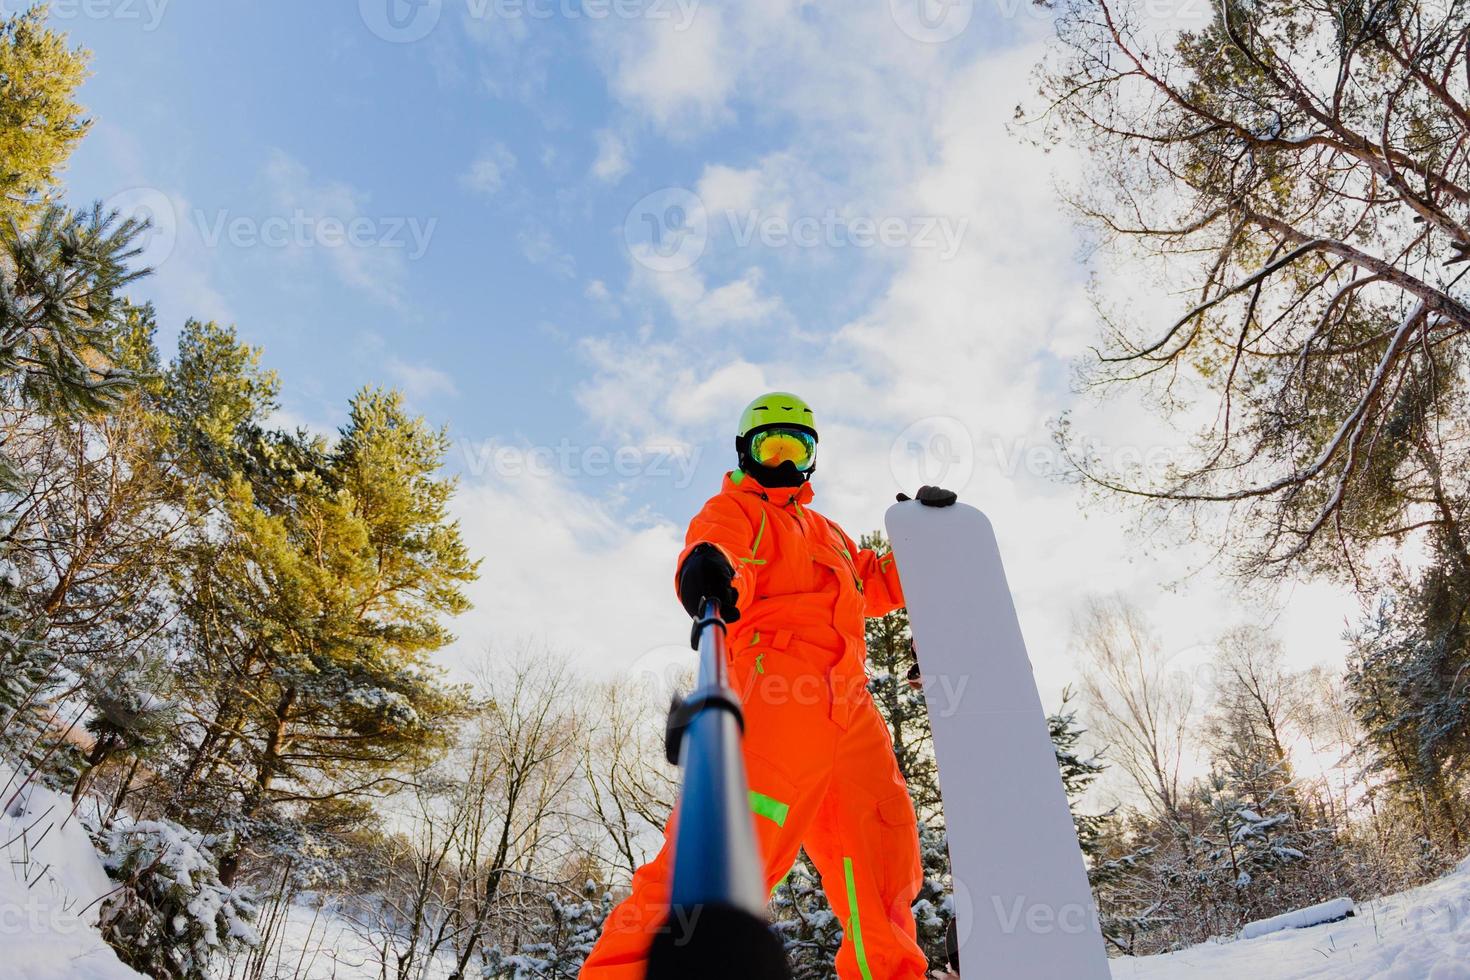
xmin=581 ymin=392 xmax=956 ymax=980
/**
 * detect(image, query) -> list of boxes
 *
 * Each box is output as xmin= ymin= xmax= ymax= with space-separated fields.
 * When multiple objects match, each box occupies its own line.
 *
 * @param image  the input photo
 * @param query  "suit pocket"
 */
xmin=876 ymin=792 xmax=924 ymax=905
xmin=878 ymin=792 xmax=915 ymax=827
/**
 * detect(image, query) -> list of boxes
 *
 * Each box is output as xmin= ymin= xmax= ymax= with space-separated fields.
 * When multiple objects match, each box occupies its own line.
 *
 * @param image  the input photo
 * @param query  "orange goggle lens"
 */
xmin=749 ymin=427 xmax=817 ymax=471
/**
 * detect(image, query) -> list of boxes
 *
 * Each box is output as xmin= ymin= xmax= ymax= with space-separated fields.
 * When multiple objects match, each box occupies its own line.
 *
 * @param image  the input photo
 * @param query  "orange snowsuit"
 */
xmin=580 ymin=471 xmax=929 ymax=980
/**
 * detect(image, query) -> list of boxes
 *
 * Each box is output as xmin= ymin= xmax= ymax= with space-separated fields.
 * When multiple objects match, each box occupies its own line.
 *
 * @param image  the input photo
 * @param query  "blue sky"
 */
xmin=64 ymin=0 xmax=1007 ymax=454
xmin=50 ymin=0 xmax=1361 ymax=772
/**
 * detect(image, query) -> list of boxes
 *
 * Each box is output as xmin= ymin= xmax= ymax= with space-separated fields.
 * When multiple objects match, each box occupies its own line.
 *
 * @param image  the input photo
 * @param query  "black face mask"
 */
xmin=736 ymin=436 xmax=814 ymax=488
xmin=748 ymin=459 xmax=810 ymax=488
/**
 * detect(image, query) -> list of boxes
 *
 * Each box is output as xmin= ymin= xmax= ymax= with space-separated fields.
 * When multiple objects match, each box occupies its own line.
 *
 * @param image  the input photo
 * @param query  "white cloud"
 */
xmin=265 ymin=403 xmax=341 ymax=441
xmin=591 ymin=130 xmax=631 ymax=184
xmin=664 ymin=361 xmax=768 ymax=429
xmin=633 ymin=263 xmax=785 ymax=332
xmin=606 ymin=9 xmax=735 ymax=132
xmin=90 ymin=123 xmax=232 ymax=336
xmin=517 ymin=223 xmax=576 ymax=277
xmin=574 ymin=336 xmax=685 ymax=442
xmin=458 ymin=11 xmax=546 ymax=104
xmin=574 ymin=11 xmax=1363 ymax=714
xmin=328 ymin=0 xmax=1366 ymax=741
xmin=386 ymin=357 xmax=459 ymax=401
xmin=696 ymin=163 xmax=764 ymax=216
xmin=585 ymin=279 xmax=620 ymax=317
xmin=442 ymin=468 xmax=691 ymax=683
xmin=595 ymin=0 xmax=959 ymax=154
xmin=261 ymin=150 xmax=416 ymax=309
xmin=461 ymin=143 xmax=517 ymax=197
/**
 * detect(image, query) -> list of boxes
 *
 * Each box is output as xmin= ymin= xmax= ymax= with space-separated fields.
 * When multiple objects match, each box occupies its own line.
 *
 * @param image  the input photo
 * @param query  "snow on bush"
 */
xmin=484 ymin=884 xmax=612 ymax=979
xmin=0 ymin=766 xmax=146 ymax=979
xmin=95 ymin=816 xmax=259 ymax=979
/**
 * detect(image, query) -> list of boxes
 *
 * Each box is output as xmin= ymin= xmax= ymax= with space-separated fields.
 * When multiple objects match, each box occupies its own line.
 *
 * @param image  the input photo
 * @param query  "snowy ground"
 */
xmin=1113 ymin=856 xmax=1470 ymax=980
xmin=0 ymin=767 xmax=144 ymax=980
xmin=219 ymin=899 xmax=460 ymax=980
xmin=6 ymin=766 xmax=1470 ymax=980
xmin=242 ymin=856 xmax=1470 ymax=980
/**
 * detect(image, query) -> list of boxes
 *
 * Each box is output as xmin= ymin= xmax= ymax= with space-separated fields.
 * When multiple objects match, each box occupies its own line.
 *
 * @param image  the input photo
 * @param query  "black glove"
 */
xmin=896 ymin=485 xmax=958 ymax=507
xmin=677 ymin=543 xmax=741 ymax=622
xmin=907 ymin=639 xmax=923 ymax=689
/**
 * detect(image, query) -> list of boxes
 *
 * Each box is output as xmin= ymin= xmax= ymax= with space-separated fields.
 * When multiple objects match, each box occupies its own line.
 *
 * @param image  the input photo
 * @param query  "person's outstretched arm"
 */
xmin=675 ymin=494 xmax=759 ymax=621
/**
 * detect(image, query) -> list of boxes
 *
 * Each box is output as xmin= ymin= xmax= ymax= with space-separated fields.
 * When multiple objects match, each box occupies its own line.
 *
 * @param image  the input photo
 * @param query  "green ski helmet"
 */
xmin=737 ymin=391 xmax=818 ymax=440
xmin=735 ymin=392 xmax=818 ymax=485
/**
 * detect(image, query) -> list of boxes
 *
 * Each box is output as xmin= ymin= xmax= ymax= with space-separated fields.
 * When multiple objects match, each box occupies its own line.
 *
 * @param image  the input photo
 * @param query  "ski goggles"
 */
xmin=749 ymin=426 xmax=818 ymax=472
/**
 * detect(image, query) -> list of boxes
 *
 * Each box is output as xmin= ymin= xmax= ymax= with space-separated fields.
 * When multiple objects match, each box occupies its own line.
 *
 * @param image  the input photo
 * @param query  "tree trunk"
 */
xmin=219 ymin=686 xmax=296 ymax=886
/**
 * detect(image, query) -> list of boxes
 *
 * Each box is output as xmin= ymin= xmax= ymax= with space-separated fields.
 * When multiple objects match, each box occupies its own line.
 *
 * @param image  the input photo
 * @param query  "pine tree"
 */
xmin=0 ymin=5 xmax=91 ymax=225
xmin=0 ymin=572 xmax=74 ymax=782
xmin=205 ymin=404 xmax=477 ymax=880
xmin=1194 ymin=773 xmax=1298 ymax=889
xmin=96 ymin=815 xmax=260 ymax=980
xmin=861 ymin=532 xmax=940 ymax=814
xmin=910 ymin=816 xmax=956 ymax=968
xmin=73 ymin=643 xmax=177 ymax=803
xmin=1049 ymin=687 xmax=1110 ymax=870
xmin=769 ymin=857 xmax=841 ymax=978
xmin=0 ymin=204 xmax=145 ymax=488
xmin=0 ymin=203 xmax=147 ymax=789
xmin=491 ymin=884 xmax=614 ymax=979
xmin=1347 ymin=551 xmax=1470 ymax=854
xmin=1048 ymin=687 xmax=1147 ymax=953
xmin=154 ymin=327 xmax=480 ymax=885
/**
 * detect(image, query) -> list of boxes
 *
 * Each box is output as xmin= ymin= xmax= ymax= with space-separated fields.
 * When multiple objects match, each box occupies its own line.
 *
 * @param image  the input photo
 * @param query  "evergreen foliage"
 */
xmin=0 ymin=5 xmax=90 ymax=225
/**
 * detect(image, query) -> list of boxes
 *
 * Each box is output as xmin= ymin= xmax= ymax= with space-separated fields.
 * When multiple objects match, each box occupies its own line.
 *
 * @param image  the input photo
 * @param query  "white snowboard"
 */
xmin=885 ymin=501 xmax=1110 ymax=979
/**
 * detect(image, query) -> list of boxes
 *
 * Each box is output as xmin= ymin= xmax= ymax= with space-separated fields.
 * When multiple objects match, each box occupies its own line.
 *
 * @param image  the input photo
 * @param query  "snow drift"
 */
xmin=0 ymin=767 xmax=145 ymax=980
xmin=1113 ymin=855 xmax=1470 ymax=979
xmin=1241 ymin=897 xmax=1355 ymax=940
